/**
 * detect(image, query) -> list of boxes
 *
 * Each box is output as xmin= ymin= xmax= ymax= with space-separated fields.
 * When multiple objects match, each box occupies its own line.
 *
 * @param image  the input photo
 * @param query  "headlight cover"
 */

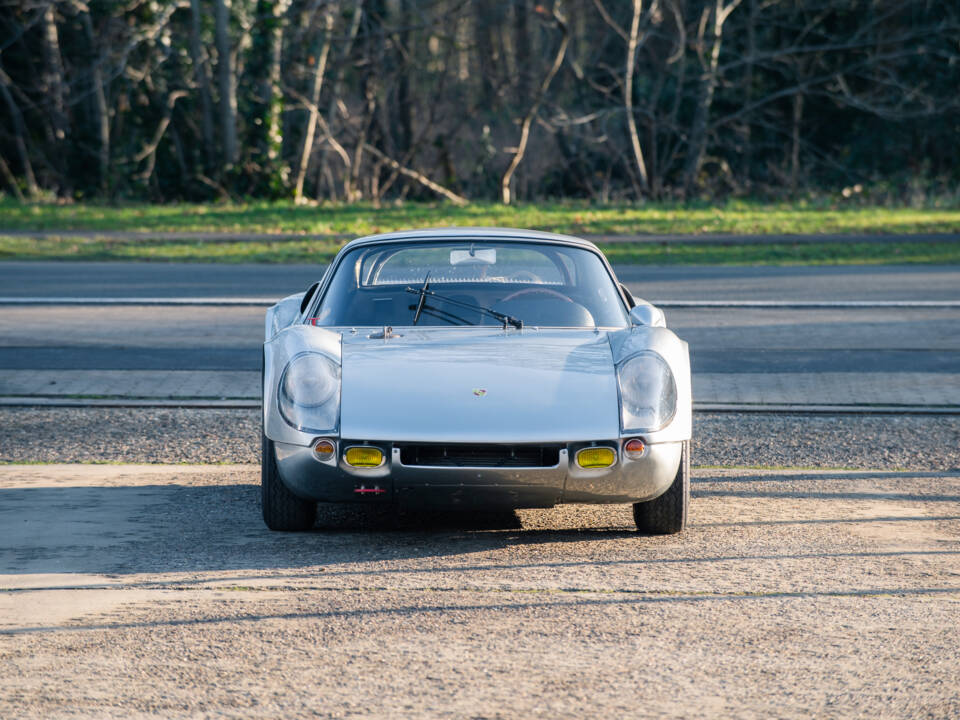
xmin=617 ymin=351 xmax=677 ymax=432
xmin=278 ymin=352 xmax=341 ymax=432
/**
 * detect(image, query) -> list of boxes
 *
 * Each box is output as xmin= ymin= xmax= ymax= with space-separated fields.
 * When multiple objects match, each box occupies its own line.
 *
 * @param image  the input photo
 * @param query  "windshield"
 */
xmin=311 ymin=240 xmax=629 ymax=328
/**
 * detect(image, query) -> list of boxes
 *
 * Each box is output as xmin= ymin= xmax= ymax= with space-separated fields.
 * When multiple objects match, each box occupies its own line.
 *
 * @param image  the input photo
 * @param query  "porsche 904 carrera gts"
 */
xmin=262 ymin=228 xmax=691 ymax=533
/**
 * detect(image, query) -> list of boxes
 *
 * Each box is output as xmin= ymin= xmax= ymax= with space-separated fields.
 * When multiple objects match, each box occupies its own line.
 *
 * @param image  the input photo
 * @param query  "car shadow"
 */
xmin=0 ymin=483 xmax=637 ymax=578
xmin=4 ymin=470 xmax=956 ymax=579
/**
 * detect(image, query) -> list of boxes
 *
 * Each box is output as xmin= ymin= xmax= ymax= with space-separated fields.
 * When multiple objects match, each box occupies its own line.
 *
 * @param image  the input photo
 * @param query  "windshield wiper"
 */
xmin=405 ymin=285 xmax=523 ymax=329
xmin=411 ymin=272 xmax=431 ymax=325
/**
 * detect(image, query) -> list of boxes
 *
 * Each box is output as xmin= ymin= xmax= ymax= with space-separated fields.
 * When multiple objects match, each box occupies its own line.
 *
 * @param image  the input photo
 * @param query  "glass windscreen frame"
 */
xmin=307 ymin=239 xmax=631 ymax=329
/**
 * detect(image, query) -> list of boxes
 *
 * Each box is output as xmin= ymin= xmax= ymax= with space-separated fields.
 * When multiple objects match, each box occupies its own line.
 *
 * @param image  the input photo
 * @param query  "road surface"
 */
xmin=0 ymin=262 xmax=957 ymax=376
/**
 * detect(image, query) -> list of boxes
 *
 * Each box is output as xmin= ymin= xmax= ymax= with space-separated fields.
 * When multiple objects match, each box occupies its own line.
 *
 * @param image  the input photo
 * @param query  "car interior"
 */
xmin=310 ymin=240 xmax=629 ymax=328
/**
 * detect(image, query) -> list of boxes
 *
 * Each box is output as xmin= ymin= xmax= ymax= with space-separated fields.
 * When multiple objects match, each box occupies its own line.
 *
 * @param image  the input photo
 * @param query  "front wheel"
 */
xmin=633 ymin=441 xmax=689 ymax=535
xmin=261 ymin=431 xmax=316 ymax=531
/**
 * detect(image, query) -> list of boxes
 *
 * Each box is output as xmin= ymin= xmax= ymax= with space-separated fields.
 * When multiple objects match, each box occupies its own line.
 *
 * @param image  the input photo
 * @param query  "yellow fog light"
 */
xmin=313 ymin=439 xmax=335 ymax=460
xmin=576 ymin=447 xmax=615 ymax=469
xmin=345 ymin=446 xmax=384 ymax=468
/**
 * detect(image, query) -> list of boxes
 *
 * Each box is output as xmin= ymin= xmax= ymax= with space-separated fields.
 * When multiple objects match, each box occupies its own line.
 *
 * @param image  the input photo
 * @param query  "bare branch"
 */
xmin=362 ymin=143 xmax=468 ymax=206
xmin=501 ymin=8 xmax=570 ymax=205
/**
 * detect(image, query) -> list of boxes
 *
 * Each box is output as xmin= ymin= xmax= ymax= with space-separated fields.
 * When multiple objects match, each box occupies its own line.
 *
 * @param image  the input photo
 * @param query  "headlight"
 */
xmin=279 ymin=352 xmax=340 ymax=432
xmin=617 ymin=351 xmax=677 ymax=432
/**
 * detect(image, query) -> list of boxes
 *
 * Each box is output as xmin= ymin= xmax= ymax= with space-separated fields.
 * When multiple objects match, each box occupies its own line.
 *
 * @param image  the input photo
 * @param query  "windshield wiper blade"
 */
xmin=409 ymin=303 xmax=477 ymax=326
xmin=411 ymin=272 xmax=430 ymax=325
xmin=405 ymin=285 xmax=523 ymax=329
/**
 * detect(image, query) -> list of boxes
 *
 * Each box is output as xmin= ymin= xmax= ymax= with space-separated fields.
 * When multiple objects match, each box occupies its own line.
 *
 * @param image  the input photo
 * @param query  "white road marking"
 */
xmin=0 ymin=297 xmax=958 ymax=308
xmin=0 ymin=297 xmax=277 ymax=306
xmin=656 ymin=300 xmax=960 ymax=308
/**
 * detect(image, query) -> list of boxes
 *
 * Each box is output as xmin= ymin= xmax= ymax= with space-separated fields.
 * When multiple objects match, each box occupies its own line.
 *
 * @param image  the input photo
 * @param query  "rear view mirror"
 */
xmin=450 ymin=248 xmax=496 ymax=265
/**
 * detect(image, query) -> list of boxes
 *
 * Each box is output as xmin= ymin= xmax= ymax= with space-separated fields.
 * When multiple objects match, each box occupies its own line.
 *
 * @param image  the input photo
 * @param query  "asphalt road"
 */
xmin=2 ymin=260 xmax=960 ymax=301
xmin=0 ymin=262 xmax=957 ymax=375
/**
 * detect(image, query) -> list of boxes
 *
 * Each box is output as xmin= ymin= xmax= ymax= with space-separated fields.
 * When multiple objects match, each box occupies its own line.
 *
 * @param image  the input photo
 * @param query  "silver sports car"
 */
xmin=262 ymin=228 xmax=691 ymax=533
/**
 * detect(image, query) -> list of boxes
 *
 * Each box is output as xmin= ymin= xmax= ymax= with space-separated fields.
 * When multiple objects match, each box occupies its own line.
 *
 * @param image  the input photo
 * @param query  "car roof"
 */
xmin=342 ymin=227 xmax=599 ymax=252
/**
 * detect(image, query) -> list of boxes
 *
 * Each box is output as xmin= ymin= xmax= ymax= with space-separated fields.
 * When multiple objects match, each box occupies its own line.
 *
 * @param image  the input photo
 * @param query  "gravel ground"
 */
xmin=2 ymin=408 xmax=959 ymax=717
xmin=1 ymin=407 xmax=958 ymax=469
xmin=1 ymin=464 xmax=958 ymax=719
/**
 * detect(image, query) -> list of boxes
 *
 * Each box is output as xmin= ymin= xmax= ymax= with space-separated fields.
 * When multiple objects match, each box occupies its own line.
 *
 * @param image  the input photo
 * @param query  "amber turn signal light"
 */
xmin=623 ymin=438 xmax=646 ymax=459
xmin=313 ymin=439 xmax=335 ymax=460
xmin=345 ymin=446 xmax=384 ymax=468
xmin=576 ymin=447 xmax=616 ymax=469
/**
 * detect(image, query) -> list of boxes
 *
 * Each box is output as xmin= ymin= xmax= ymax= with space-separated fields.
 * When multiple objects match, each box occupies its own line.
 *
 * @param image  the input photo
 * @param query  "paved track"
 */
xmin=0 ymin=262 xmax=957 ymax=378
xmin=2 ymin=261 xmax=959 ymax=301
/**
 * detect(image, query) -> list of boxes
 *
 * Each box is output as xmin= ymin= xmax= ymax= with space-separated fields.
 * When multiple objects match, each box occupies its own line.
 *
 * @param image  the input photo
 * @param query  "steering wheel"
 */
xmin=500 ymin=287 xmax=573 ymax=303
xmin=507 ymin=271 xmax=542 ymax=283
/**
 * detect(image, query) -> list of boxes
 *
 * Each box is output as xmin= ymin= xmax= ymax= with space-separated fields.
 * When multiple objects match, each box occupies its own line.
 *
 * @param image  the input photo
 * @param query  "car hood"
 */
xmin=340 ymin=328 xmax=620 ymax=442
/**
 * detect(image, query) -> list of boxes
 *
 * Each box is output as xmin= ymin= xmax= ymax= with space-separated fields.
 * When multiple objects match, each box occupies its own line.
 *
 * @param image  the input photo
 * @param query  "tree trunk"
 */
xmin=322 ymin=0 xmax=363 ymax=201
xmin=396 ymin=0 xmax=414 ymax=154
xmin=41 ymin=4 xmax=69 ymax=191
xmin=249 ymin=0 xmax=289 ymax=191
xmin=0 ymin=152 xmax=25 ymax=201
xmin=790 ymin=91 xmax=803 ymax=192
xmin=501 ymin=11 xmax=569 ymax=205
xmin=80 ymin=11 xmax=109 ymax=195
xmin=742 ymin=0 xmax=756 ymax=189
xmin=0 ymin=67 xmax=38 ymax=198
xmin=513 ymin=0 xmax=530 ymax=105
xmin=189 ymin=0 xmax=216 ymax=172
xmin=474 ymin=1 xmax=500 ymax=107
xmin=682 ymin=0 xmax=740 ymax=197
xmin=293 ymin=6 xmax=335 ymax=202
xmin=214 ymin=0 xmax=238 ymax=167
xmin=625 ymin=0 xmax=649 ymax=193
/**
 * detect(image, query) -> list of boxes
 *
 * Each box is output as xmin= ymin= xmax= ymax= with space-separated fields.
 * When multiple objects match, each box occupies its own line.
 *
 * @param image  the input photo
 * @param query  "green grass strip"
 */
xmin=0 ymin=234 xmax=956 ymax=265
xmin=3 ymin=197 xmax=960 ymax=236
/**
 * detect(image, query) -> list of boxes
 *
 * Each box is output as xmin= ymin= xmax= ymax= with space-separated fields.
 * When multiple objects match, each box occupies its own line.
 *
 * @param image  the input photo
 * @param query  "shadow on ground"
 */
xmin=1 ymin=469 xmax=957 ymax=577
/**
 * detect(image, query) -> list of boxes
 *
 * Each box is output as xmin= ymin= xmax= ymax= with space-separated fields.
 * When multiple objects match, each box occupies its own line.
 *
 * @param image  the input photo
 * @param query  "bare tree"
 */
xmin=76 ymin=6 xmax=110 ymax=193
xmin=0 ymin=0 xmax=957 ymax=202
xmin=294 ymin=4 xmax=335 ymax=203
xmin=501 ymin=5 xmax=569 ymax=204
xmin=189 ymin=0 xmax=216 ymax=172
xmin=214 ymin=0 xmax=238 ymax=166
xmin=0 ymin=65 xmax=38 ymax=198
xmin=682 ymin=0 xmax=742 ymax=196
xmin=40 ymin=4 xmax=69 ymax=189
xmin=624 ymin=0 xmax=650 ymax=193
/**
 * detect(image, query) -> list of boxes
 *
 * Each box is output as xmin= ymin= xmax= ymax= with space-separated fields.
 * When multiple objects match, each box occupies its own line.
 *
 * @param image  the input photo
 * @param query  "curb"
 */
xmin=0 ymin=397 xmax=260 ymax=408
xmin=695 ymin=403 xmax=960 ymax=415
xmin=2 ymin=396 xmax=959 ymax=414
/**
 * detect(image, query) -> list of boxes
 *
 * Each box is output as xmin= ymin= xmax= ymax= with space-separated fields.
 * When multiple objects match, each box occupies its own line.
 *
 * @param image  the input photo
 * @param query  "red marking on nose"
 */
xmin=354 ymin=486 xmax=386 ymax=495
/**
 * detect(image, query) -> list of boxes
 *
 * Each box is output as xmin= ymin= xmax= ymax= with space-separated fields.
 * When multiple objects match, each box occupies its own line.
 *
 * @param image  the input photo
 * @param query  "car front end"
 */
xmin=263 ymin=323 xmax=690 ymax=510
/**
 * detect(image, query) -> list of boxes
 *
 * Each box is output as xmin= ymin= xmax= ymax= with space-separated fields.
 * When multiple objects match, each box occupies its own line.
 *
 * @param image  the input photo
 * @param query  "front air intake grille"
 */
xmin=399 ymin=444 xmax=561 ymax=468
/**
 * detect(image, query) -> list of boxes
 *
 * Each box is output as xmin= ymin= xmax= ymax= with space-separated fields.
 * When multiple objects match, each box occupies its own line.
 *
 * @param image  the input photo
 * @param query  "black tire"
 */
xmin=261 ymin=431 xmax=316 ymax=531
xmin=633 ymin=440 xmax=689 ymax=535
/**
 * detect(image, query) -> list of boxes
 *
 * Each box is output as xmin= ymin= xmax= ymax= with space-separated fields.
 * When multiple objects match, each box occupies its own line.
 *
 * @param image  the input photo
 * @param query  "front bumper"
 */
xmin=273 ymin=439 xmax=683 ymax=508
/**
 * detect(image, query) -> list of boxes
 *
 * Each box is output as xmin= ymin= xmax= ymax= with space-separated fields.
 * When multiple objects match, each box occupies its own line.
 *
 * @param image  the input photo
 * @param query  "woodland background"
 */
xmin=1 ymin=0 xmax=958 ymax=205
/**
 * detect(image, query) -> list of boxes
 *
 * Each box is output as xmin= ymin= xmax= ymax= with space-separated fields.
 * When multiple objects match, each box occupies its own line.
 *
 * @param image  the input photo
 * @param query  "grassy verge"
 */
xmin=3 ymin=197 xmax=960 ymax=236
xmin=1 ymin=198 xmax=958 ymax=264
xmin=0 ymin=234 xmax=956 ymax=265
